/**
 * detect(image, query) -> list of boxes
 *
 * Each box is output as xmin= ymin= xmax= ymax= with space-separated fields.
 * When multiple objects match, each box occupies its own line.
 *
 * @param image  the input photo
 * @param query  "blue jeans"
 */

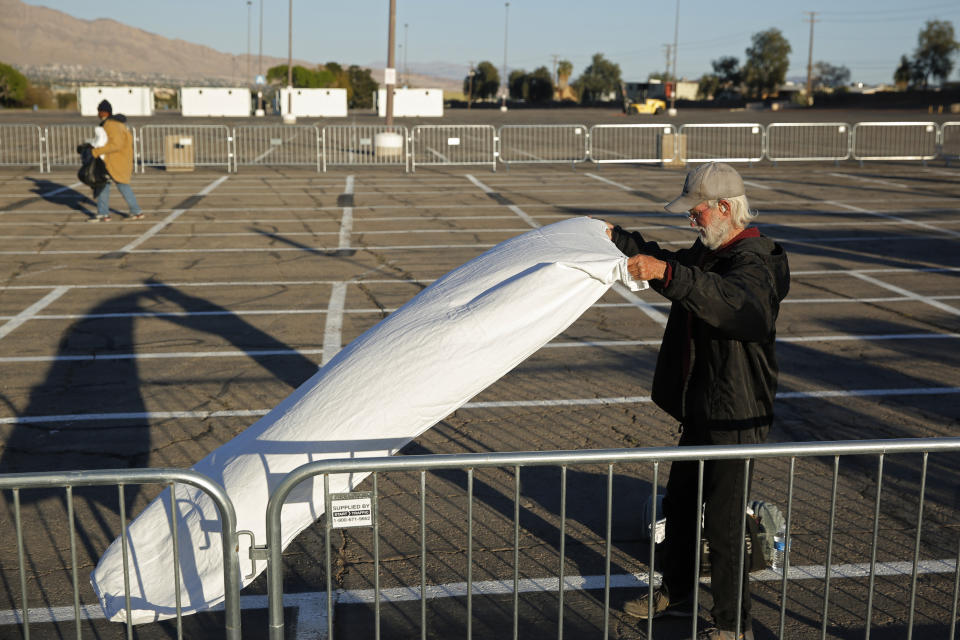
xmin=95 ymin=179 xmax=141 ymax=217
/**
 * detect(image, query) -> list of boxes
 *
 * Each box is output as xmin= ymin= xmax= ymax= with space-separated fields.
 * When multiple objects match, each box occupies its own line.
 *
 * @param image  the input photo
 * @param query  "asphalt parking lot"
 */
xmin=0 ymin=112 xmax=958 ymax=639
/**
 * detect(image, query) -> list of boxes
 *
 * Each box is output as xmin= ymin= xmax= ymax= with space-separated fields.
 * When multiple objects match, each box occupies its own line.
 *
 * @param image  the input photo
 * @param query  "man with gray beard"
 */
xmin=604 ymin=162 xmax=791 ymax=640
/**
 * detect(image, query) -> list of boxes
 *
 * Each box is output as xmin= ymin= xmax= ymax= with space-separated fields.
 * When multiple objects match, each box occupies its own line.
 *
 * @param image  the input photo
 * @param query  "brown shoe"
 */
xmin=623 ymin=585 xmax=693 ymax=619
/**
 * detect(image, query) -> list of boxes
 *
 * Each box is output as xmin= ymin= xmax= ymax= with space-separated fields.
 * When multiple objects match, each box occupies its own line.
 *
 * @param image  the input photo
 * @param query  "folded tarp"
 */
xmin=90 ymin=216 xmax=645 ymax=623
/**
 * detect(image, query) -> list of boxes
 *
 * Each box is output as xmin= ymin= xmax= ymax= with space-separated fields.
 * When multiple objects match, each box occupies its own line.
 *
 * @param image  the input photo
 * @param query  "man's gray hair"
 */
xmin=708 ymin=195 xmax=756 ymax=229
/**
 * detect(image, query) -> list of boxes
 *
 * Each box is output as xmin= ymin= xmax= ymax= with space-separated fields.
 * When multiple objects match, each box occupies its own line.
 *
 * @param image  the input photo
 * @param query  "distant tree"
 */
xmin=508 ymin=69 xmax=527 ymax=100
xmin=462 ymin=61 xmax=499 ymax=100
xmin=697 ymin=73 xmax=721 ymax=100
xmin=712 ymin=56 xmax=742 ymax=90
xmin=893 ymin=55 xmax=913 ymax=89
xmin=527 ymin=66 xmax=554 ymax=103
xmin=24 ymin=84 xmax=54 ymax=109
xmin=648 ymin=71 xmax=675 ymax=82
xmin=911 ymin=19 xmax=958 ymax=89
xmin=742 ymin=28 xmax=792 ymax=99
xmin=573 ymin=53 xmax=622 ymax=102
xmin=266 ymin=64 xmax=335 ymax=88
xmin=812 ymin=61 xmax=850 ymax=90
xmin=347 ymin=65 xmax=378 ymax=109
xmin=557 ymin=60 xmax=573 ymax=88
xmin=0 ymin=62 xmax=28 ymax=107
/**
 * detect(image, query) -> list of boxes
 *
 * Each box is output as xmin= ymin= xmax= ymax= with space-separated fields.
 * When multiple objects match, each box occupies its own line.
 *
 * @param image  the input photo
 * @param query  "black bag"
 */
xmin=76 ymin=143 xmax=108 ymax=189
xmin=698 ymin=512 xmax=767 ymax=575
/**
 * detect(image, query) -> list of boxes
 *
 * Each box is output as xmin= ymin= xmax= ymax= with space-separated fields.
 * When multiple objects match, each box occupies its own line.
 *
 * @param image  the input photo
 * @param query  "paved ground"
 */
xmin=0 ymin=149 xmax=958 ymax=640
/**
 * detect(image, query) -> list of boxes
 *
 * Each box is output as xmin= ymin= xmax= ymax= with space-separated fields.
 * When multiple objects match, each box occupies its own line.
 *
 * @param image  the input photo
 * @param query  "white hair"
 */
xmin=707 ymin=195 xmax=757 ymax=229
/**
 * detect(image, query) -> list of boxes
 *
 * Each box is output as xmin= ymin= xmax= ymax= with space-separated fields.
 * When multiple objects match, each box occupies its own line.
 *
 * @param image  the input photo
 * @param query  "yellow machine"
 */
xmin=627 ymin=98 xmax=667 ymax=115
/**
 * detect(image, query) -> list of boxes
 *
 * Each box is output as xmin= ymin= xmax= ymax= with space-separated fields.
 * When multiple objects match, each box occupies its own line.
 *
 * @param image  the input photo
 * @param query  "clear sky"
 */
xmin=23 ymin=0 xmax=960 ymax=86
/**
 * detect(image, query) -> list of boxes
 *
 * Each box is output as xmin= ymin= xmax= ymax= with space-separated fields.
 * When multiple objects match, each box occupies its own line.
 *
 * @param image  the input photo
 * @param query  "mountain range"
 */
xmin=0 ymin=0 xmax=462 ymax=92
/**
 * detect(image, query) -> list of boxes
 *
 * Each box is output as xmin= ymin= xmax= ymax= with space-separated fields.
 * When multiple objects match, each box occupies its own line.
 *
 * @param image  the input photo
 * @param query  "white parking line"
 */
xmin=1 ymin=559 xmax=953 ymax=630
xmin=464 ymin=174 xmax=541 ymax=228
xmin=3 ymin=387 xmax=958 ymax=424
xmin=828 ymin=172 xmax=908 ymax=189
xmin=0 ymin=331 xmax=955 ymax=364
xmin=0 ymin=286 xmax=69 ymax=341
xmin=338 ymin=175 xmax=354 ymax=252
xmin=851 ymin=272 xmax=960 ymax=317
xmin=116 ymin=176 xmax=229 ymax=254
xmin=322 ymin=282 xmax=347 ymax=365
xmin=825 ymin=200 xmax=960 ymax=239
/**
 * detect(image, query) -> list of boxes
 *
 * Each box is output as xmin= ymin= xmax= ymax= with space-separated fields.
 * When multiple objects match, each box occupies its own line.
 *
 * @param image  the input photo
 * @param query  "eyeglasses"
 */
xmin=687 ymin=203 xmax=711 ymax=223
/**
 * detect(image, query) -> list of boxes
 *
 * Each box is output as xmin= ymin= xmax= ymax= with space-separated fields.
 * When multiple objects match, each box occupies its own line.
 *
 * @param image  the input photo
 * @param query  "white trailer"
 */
xmin=179 ymin=88 xmax=251 ymax=117
xmin=278 ymin=88 xmax=348 ymax=117
xmin=376 ymin=88 xmax=444 ymax=117
xmin=78 ymin=86 xmax=154 ymax=117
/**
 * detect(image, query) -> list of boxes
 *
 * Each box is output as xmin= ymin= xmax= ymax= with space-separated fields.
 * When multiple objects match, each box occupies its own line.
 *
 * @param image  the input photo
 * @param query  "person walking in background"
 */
xmin=604 ymin=163 xmax=790 ymax=640
xmin=90 ymin=99 xmax=143 ymax=222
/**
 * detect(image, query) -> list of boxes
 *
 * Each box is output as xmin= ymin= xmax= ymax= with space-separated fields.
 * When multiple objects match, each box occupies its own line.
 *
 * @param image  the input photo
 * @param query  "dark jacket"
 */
xmin=611 ymin=225 xmax=790 ymax=429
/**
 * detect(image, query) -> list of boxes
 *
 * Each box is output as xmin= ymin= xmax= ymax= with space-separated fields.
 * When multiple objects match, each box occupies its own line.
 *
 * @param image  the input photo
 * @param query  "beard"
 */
xmin=699 ymin=215 xmax=735 ymax=250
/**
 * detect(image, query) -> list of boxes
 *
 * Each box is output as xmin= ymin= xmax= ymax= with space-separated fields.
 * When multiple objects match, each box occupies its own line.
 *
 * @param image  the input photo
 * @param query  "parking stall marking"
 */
xmin=0 ymin=286 xmax=68 ymax=341
xmin=0 ymin=559 xmax=954 ymax=631
xmin=3 ymin=386 xmax=959 ymax=424
xmin=850 ymin=272 xmax=960 ymax=317
xmin=0 ymin=330 xmax=956 ymax=364
xmin=114 ymin=175 xmax=229 ymax=255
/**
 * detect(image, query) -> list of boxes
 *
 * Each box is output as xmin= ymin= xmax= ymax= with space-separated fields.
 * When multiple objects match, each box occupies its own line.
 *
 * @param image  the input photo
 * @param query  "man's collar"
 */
xmin=713 ymin=227 xmax=760 ymax=253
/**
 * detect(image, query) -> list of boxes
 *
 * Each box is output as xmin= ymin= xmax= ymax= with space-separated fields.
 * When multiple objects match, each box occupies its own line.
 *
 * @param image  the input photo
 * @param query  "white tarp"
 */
xmin=90 ymin=217 xmax=644 ymax=623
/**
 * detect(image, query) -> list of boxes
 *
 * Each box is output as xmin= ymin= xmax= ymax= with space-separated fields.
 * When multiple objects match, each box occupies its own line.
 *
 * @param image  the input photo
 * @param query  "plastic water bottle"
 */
xmin=771 ymin=522 xmax=787 ymax=572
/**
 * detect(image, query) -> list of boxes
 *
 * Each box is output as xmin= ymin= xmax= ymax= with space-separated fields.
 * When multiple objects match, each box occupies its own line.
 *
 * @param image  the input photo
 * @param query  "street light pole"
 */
xmin=501 ymin=2 xmax=509 ymax=109
xmin=404 ymin=23 xmax=409 ymax=87
xmin=385 ymin=0 xmax=397 ymax=127
xmin=256 ymin=0 xmax=264 ymax=115
xmin=246 ymin=1 xmax=252 ymax=85
xmin=670 ymin=0 xmax=679 ymax=112
xmin=284 ymin=0 xmax=295 ymax=123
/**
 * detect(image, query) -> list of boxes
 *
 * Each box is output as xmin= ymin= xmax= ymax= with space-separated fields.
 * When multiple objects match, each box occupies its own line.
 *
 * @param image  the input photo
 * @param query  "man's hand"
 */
xmin=627 ymin=254 xmax=667 ymax=281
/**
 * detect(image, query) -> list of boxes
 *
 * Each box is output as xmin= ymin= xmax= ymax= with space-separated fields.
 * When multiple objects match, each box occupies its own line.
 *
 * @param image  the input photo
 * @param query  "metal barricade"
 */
xmin=497 ymin=124 xmax=589 ymax=166
xmin=411 ymin=125 xmax=497 ymax=172
xmin=234 ymin=124 xmax=321 ymax=171
xmin=679 ymin=123 xmax=765 ymax=163
xmin=765 ymin=122 xmax=851 ymax=163
xmin=0 ymin=124 xmax=44 ymax=172
xmin=0 ymin=468 xmax=241 ymax=640
xmin=852 ymin=121 xmax=939 ymax=163
xmin=263 ymin=438 xmax=960 ymax=640
xmin=939 ymin=121 xmax=960 ymax=165
xmin=322 ymin=125 xmax=409 ymax=172
xmin=45 ymin=124 xmax=99 ymax=169
xmin=588 ymin=123 xmax=678 ymax=164
xmin=139 ymin=124 xmax=233 ymax=172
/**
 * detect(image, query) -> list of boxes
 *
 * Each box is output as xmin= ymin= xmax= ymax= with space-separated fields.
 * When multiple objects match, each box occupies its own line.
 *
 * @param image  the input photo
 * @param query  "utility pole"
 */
xmin=386 ymin=0 xmax=397 ymax=127
xmin=246 ymin=1 xmax=252 ymax=85
xmin=283 ymin=0 xmax=294 ymax=122
xmin=662 ymin=44 xmax=672 ymax=80
xmin=551 ymin=54 xmax=559 ymax=86
xmin=805 ymin=11 xmax=818 ymax=106
xmin=256 ymin=0 xmax=264 ymax=115
xmin=404 ymin=23 xmax=409 ymax=87
xmin=670 ymin=0 xmax=679 ymax=112
xmin=468 ymin=62 xmax=475 ymax=110
xmin=501 ymin=2 xmax=509 ymax=109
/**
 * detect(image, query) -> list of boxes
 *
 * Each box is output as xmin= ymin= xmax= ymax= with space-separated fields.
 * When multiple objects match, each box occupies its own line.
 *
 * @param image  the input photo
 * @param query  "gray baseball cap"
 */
xmin=664 ymin=162 xmax=745 ymax=213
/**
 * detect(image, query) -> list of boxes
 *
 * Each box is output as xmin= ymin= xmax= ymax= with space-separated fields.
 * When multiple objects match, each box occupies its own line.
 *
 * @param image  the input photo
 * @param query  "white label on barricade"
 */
xmin=330 ymin=493 xmax=374 ymax=528
xmin=360 ymin=138 xmax=372 ymax=146
xmin=448 ymin=137 xmax=461 ymax=146
xmin=270 ymin=138 xmax=282 ymax=146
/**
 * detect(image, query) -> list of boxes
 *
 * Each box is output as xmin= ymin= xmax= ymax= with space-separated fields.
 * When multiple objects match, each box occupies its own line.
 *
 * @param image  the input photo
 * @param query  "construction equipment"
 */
xmin=623 ymin=81 xmax=667 ymax=115
xmin=627 ymin=98 xmax=667 ymax=115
